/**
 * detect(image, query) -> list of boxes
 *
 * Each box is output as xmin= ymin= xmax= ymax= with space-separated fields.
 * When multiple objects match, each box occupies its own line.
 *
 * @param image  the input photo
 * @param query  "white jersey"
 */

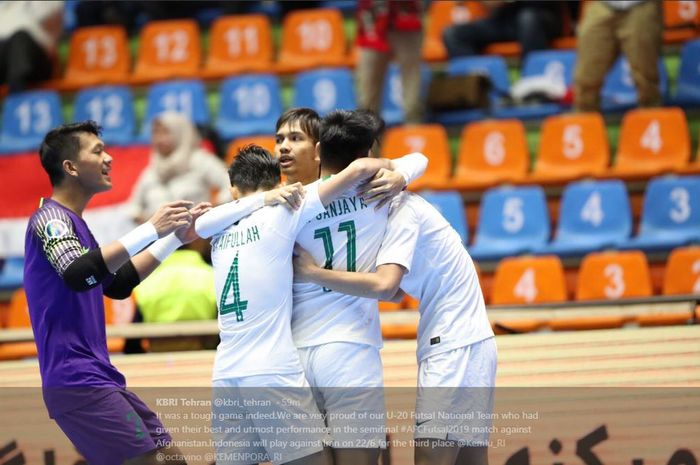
xmin=211 ymin=183 xmax=325 ymax=380
xmin=292 ymin=192 xmax=390 ymax=348
xmin=376 ymin=193 xmax=494 ymax=362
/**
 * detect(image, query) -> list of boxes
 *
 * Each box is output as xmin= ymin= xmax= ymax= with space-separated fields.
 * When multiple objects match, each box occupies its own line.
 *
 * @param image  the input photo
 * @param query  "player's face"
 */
xmin=75 ymin=132 xmax=113 ymax=193
xmin=274 ymin=121 xmax=319 ymax=184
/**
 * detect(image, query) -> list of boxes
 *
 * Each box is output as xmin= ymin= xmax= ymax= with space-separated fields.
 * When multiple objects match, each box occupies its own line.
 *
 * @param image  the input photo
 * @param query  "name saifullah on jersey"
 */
xmin=211 ymin=225 xmax=261 ymax=251
xmin=314 ymin=196 xmax=368 ymax=222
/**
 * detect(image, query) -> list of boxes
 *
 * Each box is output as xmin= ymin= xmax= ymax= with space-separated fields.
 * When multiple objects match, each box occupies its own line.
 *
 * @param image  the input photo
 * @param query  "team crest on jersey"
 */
xmin=44 ymin=219 xmax=69 ymax=239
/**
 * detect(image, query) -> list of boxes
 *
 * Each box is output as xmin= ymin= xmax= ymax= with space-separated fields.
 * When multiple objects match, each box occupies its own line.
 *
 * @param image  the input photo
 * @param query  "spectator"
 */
xmin=356 ymin=0 xmax=424 ymax=124
xmin=129 ymin=112 xmax=231 ymax=224
xmin=442 ymin=1 xmax=562 ymax=60
xmin=0 ymin=2 xmax=64 ymax=93
xmin=574 ymin=0 xmax=662 ymax=111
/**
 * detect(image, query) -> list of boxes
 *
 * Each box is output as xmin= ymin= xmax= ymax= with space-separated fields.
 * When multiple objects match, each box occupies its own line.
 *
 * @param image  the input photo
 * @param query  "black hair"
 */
xmin=228 ymin=144 xmax=281 ymax=193
xmin=39 ymin=121 xmax=102 ymax=187
xmin=319 ymin=109 xmax=386 ymax=172
xmin=275 ymin=108 xmax=321 ymax=143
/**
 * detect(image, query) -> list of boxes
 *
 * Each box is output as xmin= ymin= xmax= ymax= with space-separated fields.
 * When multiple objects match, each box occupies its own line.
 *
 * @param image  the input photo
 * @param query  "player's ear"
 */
xmin=314 ymin=142 xmax=321 ymax=163
xmin=62 ymin=159 xmax=79 ymax=179
xmin=230 ymin=186 xmax=240 ymax=200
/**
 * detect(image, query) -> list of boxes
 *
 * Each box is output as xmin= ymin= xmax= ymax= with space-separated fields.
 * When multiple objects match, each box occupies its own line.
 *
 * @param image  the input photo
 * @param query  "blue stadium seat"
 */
xmin=74 ymin=86 xmax=136 ymax=146
xmin=216 ymin=74 xmax=282 ymax=140
xmin=674 ymin=39 xmax=700 ymax=107
xmin=0 ymin=90 xmax=63 ymax=154
xmin=433 ymin=56 xmax=510 ymax=126
xmin=624 ymin=176 xmax=700 ymax=252
xmin=601 ymin=57 xmax=669 ymax=112
xmin=321 ymin=0 xmax=357 ymax=13
xmin=293 ymin=67 xmax=356 ymax=116
xmin=420 ymin=191 xmax=469 ymax=245
xmin=140 ymin=80 xmax=209 ymax=141
xmin=539 ymin=180 xmax=632 ymax=257
xmin=496 ymin=49 xmax=577 ymax=120
xmin=381 ymin=63 xmax=432 ymax=126
xmin=0 ymin=257 xmax=24 ymax=291
xmin=469 ymin=185 xmax=550 ymax=261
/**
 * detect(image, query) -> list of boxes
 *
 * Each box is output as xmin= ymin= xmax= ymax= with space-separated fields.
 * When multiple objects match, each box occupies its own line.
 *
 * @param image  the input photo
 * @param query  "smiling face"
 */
xmin=274 ymin=121 xmax=320 ymax=185
xmin=71 ymin=132 xmax=113 ymax=194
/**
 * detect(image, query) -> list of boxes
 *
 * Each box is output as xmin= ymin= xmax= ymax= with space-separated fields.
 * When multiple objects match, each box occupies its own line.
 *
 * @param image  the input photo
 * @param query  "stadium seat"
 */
xmin=380 ymin=124 xmax=451 ymax=191
xmin=674 ymin=39 xmax=700 ymax=107
xmin=542 ymin=180 xmax=632 ymax=257
xmin=530 ymin=112 xmax=609 ymax=183
xmin=381 ymin=63 xmax=432 ymax=126
xmin=497 ymin=49 xmax=577 ymax=120
xmin=451 ymin=119 xmax=529 ymax=190
xmin=216 ymin=74 xmax=282 ymax=140
xmin=73 ymin=86 xmax=136 ymax=146
xmin=0 ymin=90 xmax=63 ymax=154
xmin=625 ymin=175 xmax=700 ymax=252
xmin=140 ymin=80 xmax=209 ymax=141
xmin=576 ymin=250 xmax=653 ymax=301
xmin=0 ymin=257 xmax=24 ymax=291
xmin=6 ymin=288 xmax=30 ymax=328
xmin=202 ymin=15 xmax=273 ymax=78
xmin=601 ymin=57 xmax=669 ymax=112
xmin=421 ymin=1 xmax=487 ymax=62
xmin=663 ymin=0 xmax=700 ymax=43
xmin=469 ymin=185 xmax=550 ymax=261
xmin=225 ymin=135 xmax=276 ymax=165
xmin=663 ymin=246 xmax=700 ymax=295
xmin=276 ymin=9 xmax=349 ymax=73
xmin=62 ymin=26 xmax=130 ymax=89
xmin=292 ymin=67 xmax=356 ymax=116
xmin=491 ymin=255 xmax=567 ymax=305
xmin=611 ymin=107 xmax=690 ymax=179
xmin=132 ymin=20 xmax=201 ymax=84
xmin=433 ymin=55 xmax=511 ymax=125
xmin=419 ymin=191 xmax=469 ymax=245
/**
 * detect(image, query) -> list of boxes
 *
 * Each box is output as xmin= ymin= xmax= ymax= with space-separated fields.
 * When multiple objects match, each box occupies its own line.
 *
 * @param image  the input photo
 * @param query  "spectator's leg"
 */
xmin=573 ymin=2 xmax=619 ymax=112
xmin=618 ymin=0 xmax=663 ymax=108
xmin=5 ymin=31 xmax=52 ymax=93
xmin=442 ymin=16 xmax=513 ymax=59
xmin=516 ymin=7 xmax=560 ymax=57
xmin=389 ymin=30 xmax=424 ymax=124
xmin=356 ymin=47 xmax=390 ymax=115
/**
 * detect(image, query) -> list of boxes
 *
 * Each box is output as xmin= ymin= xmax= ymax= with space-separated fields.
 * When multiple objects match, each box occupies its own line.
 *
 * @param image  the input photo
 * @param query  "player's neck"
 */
xmin=51 ymin=185 xmax=92 ymax=217
xmin=319 ymin=168 xmax=339 ymax=179
xmin=286 ymin=172 xmax=318 ymax=185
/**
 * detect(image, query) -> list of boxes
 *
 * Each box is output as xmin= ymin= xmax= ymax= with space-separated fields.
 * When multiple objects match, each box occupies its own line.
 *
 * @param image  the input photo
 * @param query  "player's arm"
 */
xmin=316 ymin=157 xmax=393 ymax=206
xmin=357 ymin=152 xmax=428 ymax=208
xmin=194 ymin=183 xmax=305 ymax=239
xmin=294 ymin=245 xmax=406 ymax=301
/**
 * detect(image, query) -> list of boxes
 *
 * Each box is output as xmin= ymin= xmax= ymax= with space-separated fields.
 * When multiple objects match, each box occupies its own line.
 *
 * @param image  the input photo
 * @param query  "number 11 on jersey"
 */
xmin=313 ymin=220 xmax=357 ymax=292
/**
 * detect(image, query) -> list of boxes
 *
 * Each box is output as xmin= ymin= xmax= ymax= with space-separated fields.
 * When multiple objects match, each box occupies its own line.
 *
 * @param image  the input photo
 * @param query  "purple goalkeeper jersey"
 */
xmin=24 ymin=198 xmax=125 ymax=417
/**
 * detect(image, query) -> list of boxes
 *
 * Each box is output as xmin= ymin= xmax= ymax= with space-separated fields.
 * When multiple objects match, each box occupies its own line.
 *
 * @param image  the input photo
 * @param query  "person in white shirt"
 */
xmin=194 ymin=142 xmax=423 ymax=465
xmin=291 ymin=110 xmax=427 ymax=465
xmin=294 ymin=191 xmax=496 ymax=465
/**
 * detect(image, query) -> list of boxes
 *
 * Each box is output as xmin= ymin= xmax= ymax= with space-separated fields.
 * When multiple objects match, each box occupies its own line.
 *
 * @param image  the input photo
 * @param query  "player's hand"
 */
xmin=293 ymin=244 xmax=317 ymax=282
xmin=175 ymin=202 xmax=212 ymax=244
xmin=264 ymin=183 xmax=305 ymax=210
xmin=357 ymin=168 xmax=405 ymax=210
xmin=148 ymin=200 xmax=194 ymax=237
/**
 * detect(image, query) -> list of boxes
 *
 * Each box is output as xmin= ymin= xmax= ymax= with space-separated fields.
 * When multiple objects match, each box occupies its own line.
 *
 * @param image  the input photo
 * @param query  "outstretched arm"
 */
xmin=317 ymin=157 xmax=392 ymax=206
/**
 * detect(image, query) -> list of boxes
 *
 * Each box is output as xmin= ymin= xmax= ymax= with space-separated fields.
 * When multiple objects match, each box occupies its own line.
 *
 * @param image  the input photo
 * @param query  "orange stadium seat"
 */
xmin=576 ymin=250 xmax=653 ymax=301
xmin=451 ymin=119 xmax=529 ymax=190
xmin=62 ymin=26 xmax=130 ymax=90
xmin=663 ymin=246 xmax=700 ymax=295
xmin=0 ymin=289 xmax=36 ymax=361
xmin=276 ymin=9 xmax=349 ymax=74
xmin=491 ymin=255 xmax=567 ymax=305
xmin=226 ymin=135 xmax=276 ymax=165
xmin=132 ymin=20 xmax=201 ymax=84
xmin=422 ymin=1 xmax=487 ymax=62
xmin=381 ymin=124 xmax=452 ymax=191
xmin=611 ymin=107 xmax=691 ymax=179
xmin=663 ymin=0 xmax=700 ymax=43
xmin=682 ymin=128 xmax=700 ymax=174
xmin=203 ymin=15 xmax=273 ymax=78
xmin=531 ymin=112 xmax=610 ymax=183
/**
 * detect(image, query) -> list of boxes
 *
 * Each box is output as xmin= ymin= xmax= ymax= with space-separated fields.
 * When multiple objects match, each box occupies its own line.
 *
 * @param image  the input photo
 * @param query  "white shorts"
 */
xmin=298 ymin=342 xmax=387 ymax=449
xmin=212 ymin=372 xmax=329 ymax=465
xmin=415 ymin=337 xmax=497 ymax=446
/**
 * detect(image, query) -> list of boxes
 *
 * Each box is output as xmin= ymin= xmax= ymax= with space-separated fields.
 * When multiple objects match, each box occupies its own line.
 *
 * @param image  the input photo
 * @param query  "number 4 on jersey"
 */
xmin=220 ymin=251 xmax=248 ymax=321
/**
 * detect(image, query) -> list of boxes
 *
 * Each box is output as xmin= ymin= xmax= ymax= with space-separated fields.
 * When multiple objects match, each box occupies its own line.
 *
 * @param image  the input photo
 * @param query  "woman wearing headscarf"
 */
xmin=130 ymin=112 xmax=232 ymax=224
